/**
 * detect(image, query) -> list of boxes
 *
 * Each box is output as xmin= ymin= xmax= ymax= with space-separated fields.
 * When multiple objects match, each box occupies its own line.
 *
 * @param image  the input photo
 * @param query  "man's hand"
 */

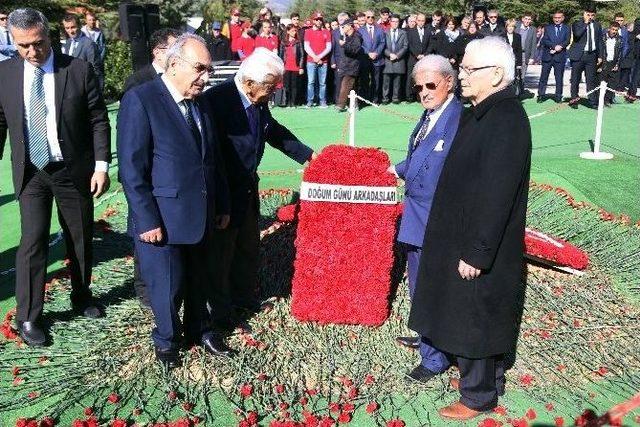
xmin=215 ymin=214 xmax=230 ymax=229
xmin=554 ymin=45 xmax=563 ymax=51
xmin=417 ymin=54 xmax=425 ymax=59
xmin=390 ymin=53 xmax=397 ymax=61
xmin=91 ymin=171 xmax=110 ymax=198
xmin=386 ymin=165 xmax=398 ymax=177
xmin=299 ymin=68 xmax=304 ymax=75
xmin=139 ymin=227 xmax=163 ymax=244
xmin=310 ymin=152 xmax=318 ymax=161
xmin=331 ymin=63 xmax=337 ymax=69
xmin=339 ymin=39 xmax=346 ymax=46
xmin=458 ymin=259 xmax=481 ymax=280
xmin=613 ymin=65 xmax=619 ymax=72
xmin=597 ymin=58 xmax=603 ymax=66
xmin=368 ymin=52 xmax=377 ymax=60
xmin=528 ymin=58 xmax=534 ymax=65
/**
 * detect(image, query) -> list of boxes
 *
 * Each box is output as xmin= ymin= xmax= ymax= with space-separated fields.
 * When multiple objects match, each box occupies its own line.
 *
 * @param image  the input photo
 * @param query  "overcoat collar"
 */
xmin=472 ymin=85 xmax=517 ymax=119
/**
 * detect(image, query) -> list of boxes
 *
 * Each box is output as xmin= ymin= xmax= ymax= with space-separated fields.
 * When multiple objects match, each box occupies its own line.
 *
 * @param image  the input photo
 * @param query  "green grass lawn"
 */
xmin=0 ymin=99 xmax=638 ymax=425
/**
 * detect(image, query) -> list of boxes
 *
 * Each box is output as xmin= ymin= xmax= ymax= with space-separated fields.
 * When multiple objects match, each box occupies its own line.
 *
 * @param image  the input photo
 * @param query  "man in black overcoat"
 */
xmin=408 ymin=36 xmax=531 ymax=420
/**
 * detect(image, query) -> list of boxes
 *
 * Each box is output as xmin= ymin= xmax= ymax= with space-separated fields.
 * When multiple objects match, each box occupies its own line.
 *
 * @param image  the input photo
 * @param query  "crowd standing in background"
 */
xmin=202 ymin=4 xmax=640 ymax=108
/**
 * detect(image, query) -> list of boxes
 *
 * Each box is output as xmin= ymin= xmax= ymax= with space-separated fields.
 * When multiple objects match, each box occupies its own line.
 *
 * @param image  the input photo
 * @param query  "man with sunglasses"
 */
xmin=410 ymin=37 xmax=531 ymax=420
xmin=388 ymin=55 xmax=462 ymax=379
xmin=0 ymin=8 xmax=18 ymax=61
xmin=118 ymin=34 xmax=233 ymax=368
xmin=480 ymin=9 xmax=505 ymax=37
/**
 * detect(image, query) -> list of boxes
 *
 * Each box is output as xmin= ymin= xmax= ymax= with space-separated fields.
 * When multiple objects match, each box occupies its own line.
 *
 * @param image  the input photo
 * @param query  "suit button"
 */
xmin=247 ymin=189 xmax=252 ymax=194
xmin=202 ymin=190 xmax=207 ymax=197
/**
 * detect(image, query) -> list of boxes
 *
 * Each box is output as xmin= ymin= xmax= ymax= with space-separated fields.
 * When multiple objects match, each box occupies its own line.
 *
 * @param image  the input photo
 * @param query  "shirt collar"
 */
xmin=152 ymin=62 xmax=164 ymax=75
xmin=429 ymin=93 xmax=454 ymax=119
xmin=234 ymin=74 xmax=253 ymax=110
xmin=24 ymin=48 xmax=54 ymax=73
xmin=161 ymin=74 xmax=186 ymax=104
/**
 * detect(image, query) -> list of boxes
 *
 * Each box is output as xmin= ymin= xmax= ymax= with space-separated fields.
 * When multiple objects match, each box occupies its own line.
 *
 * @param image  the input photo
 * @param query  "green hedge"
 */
xmin=103 ymin=39 xmax=132 ymax=102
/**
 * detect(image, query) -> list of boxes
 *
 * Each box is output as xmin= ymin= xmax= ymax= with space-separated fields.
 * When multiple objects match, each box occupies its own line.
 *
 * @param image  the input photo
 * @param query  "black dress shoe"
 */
xmin=155 ymin=347 xmax=182 ymax=369
xmin=395 ymin=336 xmax=420 ymax=349
xmin=554 ymin=96 xmax=563 ymax=103
xmin=406 ymin=365 xmax=438 ymax=383
xmin=536 ymin=96 xmax=544 ymax=103
xmin=72 ymin=300 xmax=105 ymax=318
xmin=16 ymin=321 xmax=46 ymax=347
xmin=202 ymin=336 xmax=237 ymax=358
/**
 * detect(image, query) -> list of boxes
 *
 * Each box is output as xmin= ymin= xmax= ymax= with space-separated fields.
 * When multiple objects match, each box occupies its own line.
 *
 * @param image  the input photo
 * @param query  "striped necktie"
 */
xmin=412 ymin=112 xmax=431 ymax=151
xmin=28 ymin=67 xmax=51 ymax=169
xmin=180 ymin=99 xmax=201 ymax=145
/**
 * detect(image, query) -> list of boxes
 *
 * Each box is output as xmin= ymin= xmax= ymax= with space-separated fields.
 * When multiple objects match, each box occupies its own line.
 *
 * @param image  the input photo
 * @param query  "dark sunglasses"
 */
xmin=412 ymin=79 xmax=444 ymax=93
xmin=366 ymin=15 xmax=375 ymax=18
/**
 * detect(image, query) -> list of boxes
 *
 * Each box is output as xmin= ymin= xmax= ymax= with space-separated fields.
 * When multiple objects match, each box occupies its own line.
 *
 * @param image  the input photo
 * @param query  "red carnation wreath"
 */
xmin=524 ymin=228 xmax=589 ymax=270
xmin=290 ymin=145 xmax=398 ymax=325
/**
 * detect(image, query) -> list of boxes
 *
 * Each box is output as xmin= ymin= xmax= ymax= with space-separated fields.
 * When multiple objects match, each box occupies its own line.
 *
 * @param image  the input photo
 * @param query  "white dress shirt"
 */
xmin=605 ymin=37 xmax=616 ymax=62
xmin=23 ymin=51 xmax=109 ymax=171
xmin=161 ymin=74 xmax=203 ymax=134
xmin=507 ymin=33 xmax=513 ymax=46
xmin=583 ymin=22 xmax=596 ymax=52
xmin=417 ymin=26 xmax=424 ymax=42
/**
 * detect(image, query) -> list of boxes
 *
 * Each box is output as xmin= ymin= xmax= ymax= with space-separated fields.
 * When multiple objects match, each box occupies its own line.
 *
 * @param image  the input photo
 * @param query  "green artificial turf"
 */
xmin=0 ymin=99 xmax=638 ymax=425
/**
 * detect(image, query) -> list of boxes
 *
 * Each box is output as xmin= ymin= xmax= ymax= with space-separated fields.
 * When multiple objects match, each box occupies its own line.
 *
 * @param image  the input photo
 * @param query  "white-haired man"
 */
xmin=408 ymin=37 xmax=532 ymax=419
xmin=203 ymin=48 xmax=316 ymax=331
xmin=388 ymin=55 xmax=463 ymax=380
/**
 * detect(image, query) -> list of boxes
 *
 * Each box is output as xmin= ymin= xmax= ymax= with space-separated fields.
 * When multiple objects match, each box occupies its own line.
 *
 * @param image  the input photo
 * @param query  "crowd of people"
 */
xmin=201 ymin=5 xmax=640 ymax=108
xmin=0 ymin=3 xmax=634 ymax=422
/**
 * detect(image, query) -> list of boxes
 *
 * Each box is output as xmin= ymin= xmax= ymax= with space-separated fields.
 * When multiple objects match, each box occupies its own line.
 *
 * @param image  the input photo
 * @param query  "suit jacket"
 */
xmin=117 ymin=77 xmax=226 ymax=244
xmin=0 ymin=53 xmax=110 ymax=196
xmin=409 ymin=86 xmax=531 ymax=358
xmin=427 ymin=32 xmax=459 ymax=63
xmin=505 ymin=32 xmax=523 ymax=67
xmin=515 ymin=23 xmax=537 ymax=60
xmin=540 ymin=23 xmax=570 ymax=63
xmin=331 ymin=29 xmax=344 ymax=68
xmin=123 ymin=63 xmax=159 ymax=94
xmin=81 ymin=26 xmax=106 ymax=62
xmin=203 ymin=79 xmax=313 ymax=227
xmin=358 ymin=25 xmax=386 ymax=67
xmin=0 ymin=28 xmax=17 ymax=61
xmin=63 ymin=34 xmax=102 ymax=74
xmin=338 ymin=31 xmax=363 ymax=77
xmin=395 ymin=97 xmax=463 ymax=247
xmin=383 ymin=29 xmax=408 ymax=74
xmin=481 ymin=23 xmax=506 ymax=37
xmin=407 ymin=27 xmax=431 ymax=66
xmin=569 ymin=20 xmax=603 ymax=61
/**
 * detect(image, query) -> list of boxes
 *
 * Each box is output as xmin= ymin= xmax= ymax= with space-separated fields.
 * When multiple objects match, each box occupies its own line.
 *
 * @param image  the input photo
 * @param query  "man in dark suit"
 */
xmin=358 ymin=10 xmax=386 ymax=104
xmin=614 ymin=13 xmax=632 ymax=92
xmin=405 ymin=14 xmax=430 ymax=102
xmin=382 ymin=15 xmax=408 ymax=104
xmin=537 ymin=11 xmax=571 ymax=103
xmin=61 ymin=14 xmax=102 ymax=90
xmin=203 ymin=48 xmax=315 ymax=330
xmin=205 ymin=21 xmax=232 ymax=62
xmin=390 ymin=55 xmax=462 ymax=380
xmin=331 ymin=13 xmax=350 ymax=104
xmin=123 ymin=28 xmax=180 ymax=94
xmin=0 ymin=7 xmax=18 ymax=61
xmin=600 ymin=22 xmax=623 ymax=106
xmin=118 ymin=34 xmax=233 ymax=368
xmin=569 ymin=6 xmax=603 ymax=108
xmin=410 ymin=37 xmax=531 ymax=420
xmin=481 ymin=10 xmax=505 ymax=37
xmin=0 ymin=8 xmax=110 ymax=346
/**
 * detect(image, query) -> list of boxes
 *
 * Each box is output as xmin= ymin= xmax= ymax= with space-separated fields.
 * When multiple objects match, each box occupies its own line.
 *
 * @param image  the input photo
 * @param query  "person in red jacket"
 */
xmin=255 ymin=20 xmax=279 ymax=53
xmin=237 ymin=20 xmax=256 ymax=60
xmin=279 ymin=24 xmax=305 ymax=107
xmin=222 ymin=7 xmax=244 ymax=59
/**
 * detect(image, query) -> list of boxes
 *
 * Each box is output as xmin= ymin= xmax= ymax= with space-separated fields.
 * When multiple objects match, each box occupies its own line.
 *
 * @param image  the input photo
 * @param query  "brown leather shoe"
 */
xmin=449 ymin=378 xmax=459 ymax=390
xmin=438 ymin=401 xmax=483 ymax=421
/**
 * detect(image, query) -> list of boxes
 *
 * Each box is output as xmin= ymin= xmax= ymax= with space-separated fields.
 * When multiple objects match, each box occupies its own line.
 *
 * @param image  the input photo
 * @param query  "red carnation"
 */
xmin=337 ymin=413 xmax=351 ymax=424
xmin=274 ymin=384 xmax=285 ymax=394
xmin=364 ymin=374 xmax=375 ymax=385
xmin=319 ymin=416 xmax=335 ymax=427
xmin=519 ymin=374 xmax=534 ymax=387
xmin=386 ymin=420 xmax=405 ymax=427
xmin=11 ymin=366 xmax=20 ymax=376
xmin=299 ymin=397 xmax=309 ymax=405
xmin=182 ymin=402 xmax=194 ymax=411
xmin=342 ymin=403 xmax=355 ymax=413
xmin=85 ymin=417 xmax=98 ymax=427
xmin=347 ymin=387 xmax=358 ymax=399
xmin=366 ymin=402 xmax=378 ymax=413
xmin=307 ymin=389 xmax=318 ymax=396
xmin=240 ymin=383 xmax=253 ymax=398
xmin=493 ymin=406 xmax=507 ymax=416
xmin=257 ymin=372 xmax=268 ymax=381
xmin=111 ymin=420 xmax=127 ymax=427
xmin=71 ymin=421 xmax=85 ymax=427
xmin=510 ymin=418 xmax=528 ymax=427
xmin=167 ymin=390 xmax=178 ymax=400
xmin=107 ymin=393 xmax=120 ymax=404
xmin=574 ymin=409 xmax=597 ymax=427
xmin=28 ymin=391 xmax=39 ymax=399
xmin=545 ymin=403 xmax=554 ymax=411
xmin=84 ymin=407 xmax=94 ymax=416
xmin=554 ymin=417 xmax=564 ymax=427
xmin=39 ymin=418 xmax=55 ymax=427
xmin=329 ymin=402 xmax=341 ymax=413
xmin=525 ymin=409 xmax=536 ymax=420
xmin=594 ymin=366 xmax=608 ymax=376
xmin=478 ymin=418 xmax=501 ymax=427
xmin=246 ymin=411 xmax=259 ymax=425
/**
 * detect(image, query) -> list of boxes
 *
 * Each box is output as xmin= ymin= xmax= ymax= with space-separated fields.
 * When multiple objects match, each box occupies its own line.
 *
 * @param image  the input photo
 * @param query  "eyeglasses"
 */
xmin=178 ymin=56 xmax=213 ymax=74
xmin=365 ymin=15 xmax=375 ymax=19
xmin=488 ymin=15 xmax=498 ymax=19
xmin=460 ymin=65 xmax=497 ymax=75
xmin=412 ymin=79 xmax=445 ymax=93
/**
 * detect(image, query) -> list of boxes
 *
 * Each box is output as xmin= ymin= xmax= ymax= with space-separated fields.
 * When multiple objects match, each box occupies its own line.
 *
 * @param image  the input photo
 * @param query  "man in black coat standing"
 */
xmin=405 ymin=14 xmax=430 ymax=102
xmin=0 ymin=8 xmax=111 ymax=346
xmin=408 ymin=37 xmax=531 ymax=420
xmin=205 ymin=21 xmax=232 ymax=62
xmin=569 ymin=6 xmax=603 ymax=108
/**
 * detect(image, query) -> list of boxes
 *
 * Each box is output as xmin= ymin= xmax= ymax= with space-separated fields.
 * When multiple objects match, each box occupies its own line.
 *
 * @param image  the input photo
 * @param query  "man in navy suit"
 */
xmin=358 ymin=10 xmax=386 ymax=103
xmin=614 ymin=13 xmax=632 ymax=92
xmin=331 ymin=12 xmax=350 ymax=104
xmin=117 ymin=34 xmax=233 ymax=368
xmin=569 ymin=6 xmax=603 ymax=108
xmin=389 ymin=54 xmax=462 ymax=383
xmin=537 ymin=11 xmax=571 ymax=103
xmin=61 ymin=14 xmax=102 ymax=90
xmin=203 ymin=48 xmax=315 ymax=330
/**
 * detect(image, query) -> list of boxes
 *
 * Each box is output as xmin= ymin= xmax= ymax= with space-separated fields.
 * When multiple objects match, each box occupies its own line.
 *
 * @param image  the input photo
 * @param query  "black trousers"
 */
xmin=600 ymin=61 xmax=620 ymax=103
xmin=16 ymin=163 xmax=93 ymax=322
xmin=570 ymin=51 xmax=598 ymax=105
xmin=628 ymin=60 xmax=640 ymax=97
xmin=359 ymin=62 xmax=383 ymax=104
xmin=210 ymin=196 xmax=260 ymax=322
xmin=382 ymin=73 xmax=404 ymax=102
xmin=456 ymin=354 xmax=505 ymax=411
xmin=333 ymin=68 xmax=343 ymax=104
xmin=283 ymin=71 xmax=299 ymax=107
xmin=406 ymin=58 xmax=418 ymax=101
xmin=618 ymin=67 xmax=631 ymax=91
xmin=538 ymin=60 xmax=565 ymax=98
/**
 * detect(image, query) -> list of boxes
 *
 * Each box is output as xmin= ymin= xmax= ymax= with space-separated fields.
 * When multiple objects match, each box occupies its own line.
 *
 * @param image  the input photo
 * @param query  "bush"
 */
xmin=103 ymin=39 xmax=132 ymax=102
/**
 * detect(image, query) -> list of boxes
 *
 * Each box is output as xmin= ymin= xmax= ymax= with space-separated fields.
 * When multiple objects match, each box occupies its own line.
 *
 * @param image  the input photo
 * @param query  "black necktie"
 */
xmin=180 ymin=99 xmax=201 ymax=145
xmin=555 ymin=25 xmax=560 ymax=37
xmin=5 ymin=30 xmax=11 ymax=46
xmin=587 ymin=24 xmax=592 ymax=52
